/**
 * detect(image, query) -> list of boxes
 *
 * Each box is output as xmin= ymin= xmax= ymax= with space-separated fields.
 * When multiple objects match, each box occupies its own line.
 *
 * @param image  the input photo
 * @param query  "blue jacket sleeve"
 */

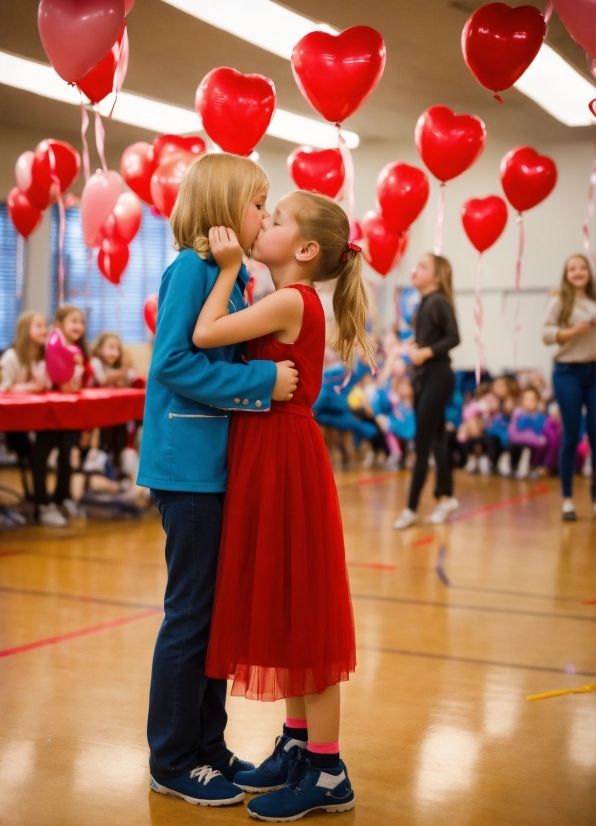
xmin=150 ymin=253 xmax=277 ymax=410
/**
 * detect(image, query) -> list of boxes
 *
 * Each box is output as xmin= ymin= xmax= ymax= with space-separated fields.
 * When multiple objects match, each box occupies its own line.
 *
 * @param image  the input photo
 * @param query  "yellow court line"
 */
xmin=526 ymin=684 xmax=596 ymax=701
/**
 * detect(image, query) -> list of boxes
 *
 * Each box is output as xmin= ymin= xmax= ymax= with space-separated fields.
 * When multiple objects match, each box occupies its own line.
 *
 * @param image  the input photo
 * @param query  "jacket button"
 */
xmin=255 ymin=400 xmax=262 ymax=408
xmin=242 ymin=399 xmax=249 ymax=405
xmin=234 ymin=398 xmax=240 ymax=404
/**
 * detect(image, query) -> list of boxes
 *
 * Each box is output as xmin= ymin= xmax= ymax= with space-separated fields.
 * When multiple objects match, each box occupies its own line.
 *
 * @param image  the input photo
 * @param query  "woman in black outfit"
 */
xmin=394 ymin=253 xmax=460 ymax=529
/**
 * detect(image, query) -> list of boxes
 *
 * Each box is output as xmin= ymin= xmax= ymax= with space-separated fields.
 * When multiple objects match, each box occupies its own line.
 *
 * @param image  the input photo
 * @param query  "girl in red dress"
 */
xmin=193 ymin=191 xmax=375 ymax=822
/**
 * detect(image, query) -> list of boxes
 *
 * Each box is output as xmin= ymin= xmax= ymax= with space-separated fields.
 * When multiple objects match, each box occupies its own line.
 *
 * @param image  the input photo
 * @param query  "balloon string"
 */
xmin=513 ymin=212 xmax=524 ymax=368
xmin=543 ymin=0 xmax=553 ymax=23
xmin=94 ymin=109 xmax=108 ymax=175
xmin=80 ymin=97 xmax=91 ymax=182
xmin=85 ymin=248 xmax=93 ymax=320
xmin=582 ymin=139 xmax=596 ymax=264
xmin=110 ymin=25 xmax=129 ymax=118
xmin=433 ymin=183 xmax=446 ymax=255
xmin=48 ymin=144 xmax=66 ymax=305
xmin=474 ymin=253 xmax=485 ymax=385
xmin=337 ymin=129 xmax=355 ymax=225
xmin=15 ymin=234 xmax=25 ymax=301
xmin=116 ymin=284 xmax=122 ymax=337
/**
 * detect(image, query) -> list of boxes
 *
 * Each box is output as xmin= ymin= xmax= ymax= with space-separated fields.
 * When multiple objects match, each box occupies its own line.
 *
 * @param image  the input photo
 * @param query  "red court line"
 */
xmin=0 ymin=550 xmax=25 ymax=558
xmin=356 ymin=472 xmax=399 ymax=487
xmin=348 ymin=561 xmax=398 ymax=571
xmin=582 ymin=599 xmax=596 ymax=606
xmin=413 ymin=536 xmax=435 ymax=547
xmin=0 ymin=607 xmax=161 ymax=659
xmin=449 ymin=483 xmax=550 ymax=523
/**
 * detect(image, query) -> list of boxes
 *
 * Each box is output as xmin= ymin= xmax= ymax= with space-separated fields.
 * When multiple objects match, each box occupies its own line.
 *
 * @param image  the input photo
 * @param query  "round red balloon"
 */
xmin=153 ymin=134 xmax=207 ymax=164
xmin=287 ymin=147 xmax=345 ymax=199
xmin=98 ymin=237 xmax=129 ymax=284
xmin=77 ymin=24 xmax=125 ymax=103
xmin=195 ymin=68 xmax=276 ymax=156
xmin=462 ymin=3 xmax=546 ymax=94
xmin=461 ymin=196 xmax=508 ymax=252
xmin=143 ymin=294 xmax=158 ymax=334
xmin=31 ymin=139 xmax=81 ymax=195
xmin=150 ymin=152 xmax=194 ymax=218
xmin=7 ymin=187 xmax=43 ymax=239
xmin=500 ymin=147 xmax=557 ymax=212
xmin=291 ymin=26 xmax=386 ymax=123
xmin=121 ymin=142 xmax=157 ymax=205
xmin=361 ymin=211 xmax=408 ymax=277
xmin=376 ymin=162 xmax=429 ymax=233
xmin=415 ymin=106 xmax=486 ymax=183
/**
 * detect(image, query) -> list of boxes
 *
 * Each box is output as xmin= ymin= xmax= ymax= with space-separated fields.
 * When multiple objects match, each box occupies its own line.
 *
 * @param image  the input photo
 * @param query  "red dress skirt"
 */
xmin=205 ymin=284 xmax=356 ymax=701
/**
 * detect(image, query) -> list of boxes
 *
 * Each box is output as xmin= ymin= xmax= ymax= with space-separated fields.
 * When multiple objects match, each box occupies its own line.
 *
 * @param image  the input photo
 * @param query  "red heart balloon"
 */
xmin=361 ymin=211 xmax=408 ymax=277
xmin=461 ymin=196 xmax=508 ymax=253
xmin=143 ymin=294 xmax=158 ymax=334
xmin=291 ymin=26 xmax=386 ymax=124
xmin=7 ymin=187 xmax=43 ymax=239
xmin=415 ymin=106 xmax=486 ymax=183
xmin=377 ymin=162 xmax=430 ymax=233
xmin=121 ymin=142 xmax=158 ymax=205
xmin=552 ymin=0 xmax=596 ymax=60
xmin=76 ymin=24 xmax=126 ymax=104
xmin=38 ymin=0 xmax=126 ymax=82
xmin=150 ymin=152 xmax=194 ymax=218
xmin=462 ymin=3 xmax=546 ymax=94
xmin=98 ymin=236 xmax=129 ymax=284
xmin=153 ymin=134 xmax=207 ymax=164
xmin=31 ymin=139 xmax=81 ymax=195
xmin=287 ymin=147 xmax=345 ymax=199
xmin=195 ymin=68 xmax=276 ymax=156
xmin=500 ymin=147 xmax=557 ymax=212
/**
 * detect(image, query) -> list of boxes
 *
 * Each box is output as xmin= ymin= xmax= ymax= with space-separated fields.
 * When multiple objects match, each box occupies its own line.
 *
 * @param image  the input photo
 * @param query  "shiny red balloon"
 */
xmin=376 ymin=162 xmax=429 ymax=233
xmin=291 ymin=26 xmax=386 ymax=123
xmin=101 ymin=192 xmax=143 ymax=244
xmin=287 ymin=147 xmax=345 ymax=199
xmin=153 ymin=134 xmax=207 ymax=164
xmin=461 ymin=196 xmax=508 ymax=253
xmin=120 ymin=142 xmax=157 ymax=205
xmin=31 ymin=139 xmax=81 ymax=195
xmin=77 ymin=24 xmax=125 ymax=103
xmin=143 ymin=294 xmax=158 ymax=334
xmin=195 ymin=68 xmax=276 ymax=156
xmin=98 ymin=237 xmax=129 ymax=284
xmin=150 ymin=152 xmax=194 ymax=218
xmin=415 ymin=106 xmax=486 ymax=183
xmin=500 ymin=147 xmax=557 ymax=212
xmin=462 ymin=3 xmax=546 ymax=94
xmin=361 ymin=211 xmax=408 ymax=277
xmin=7 ymin=187 xmax=43 ymax=238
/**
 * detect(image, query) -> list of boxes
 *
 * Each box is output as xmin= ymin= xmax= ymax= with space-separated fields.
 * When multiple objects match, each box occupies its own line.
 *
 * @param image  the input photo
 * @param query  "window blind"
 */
xmin=0 ymin=204 xmax=25 ymax=351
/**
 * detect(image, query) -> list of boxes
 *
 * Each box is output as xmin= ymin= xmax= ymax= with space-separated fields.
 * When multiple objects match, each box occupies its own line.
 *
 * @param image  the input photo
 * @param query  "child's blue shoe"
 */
xmin=212 ymin=752 xmax=255 ymax=783
xmin=246 ymin=758 xmax=355 ymax=821
xmin=149 ymin=764 xmax=245 ymax=806
xmin=234 ymin=735 xmax=305 ymax=793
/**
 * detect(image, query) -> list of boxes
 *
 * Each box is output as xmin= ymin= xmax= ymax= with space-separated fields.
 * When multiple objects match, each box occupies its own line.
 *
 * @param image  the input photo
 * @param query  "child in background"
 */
xmin=90 ymin=332 xmax=138 ymax=388
xmin=507 ymin=386 xmax=547 ymax=479
xmin=457 ymin=384 xmax=500 ymax=474
xmin=347 ymin=372 xmax=389 ymax=468
xmin=542 ymin=402 xmax=563 ymax=475
xmin=487 ymin=394 xmax=516 ymax=476
xmin=372 ymin=374 xmax=416 ymax=469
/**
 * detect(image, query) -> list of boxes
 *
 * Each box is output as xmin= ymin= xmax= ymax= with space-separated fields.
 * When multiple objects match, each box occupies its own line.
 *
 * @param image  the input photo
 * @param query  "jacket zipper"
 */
xmin=168 ymin=413 xmax=227 ymax=419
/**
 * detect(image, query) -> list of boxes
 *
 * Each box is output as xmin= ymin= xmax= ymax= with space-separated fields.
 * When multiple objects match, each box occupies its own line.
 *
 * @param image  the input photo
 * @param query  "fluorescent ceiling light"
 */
xmin=0 ymin=50 xmax=358 ymax=148
xmin=161 ymin=0 xmax=338 ymax=60
xmin=514 ymin=43 xmax=595 ymax=127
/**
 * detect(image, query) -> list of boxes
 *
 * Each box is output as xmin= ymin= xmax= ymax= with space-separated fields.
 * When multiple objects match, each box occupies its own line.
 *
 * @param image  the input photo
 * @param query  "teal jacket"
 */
xmin=137 ymin=249 xmax=277 ymax=492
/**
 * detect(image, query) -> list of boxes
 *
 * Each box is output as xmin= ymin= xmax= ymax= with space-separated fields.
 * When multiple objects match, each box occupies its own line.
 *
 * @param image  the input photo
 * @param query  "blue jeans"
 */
xmin=552 ymin=361 xmax=596 ymax=499
xmin=148 ymin=489 xmax=231 ymax=778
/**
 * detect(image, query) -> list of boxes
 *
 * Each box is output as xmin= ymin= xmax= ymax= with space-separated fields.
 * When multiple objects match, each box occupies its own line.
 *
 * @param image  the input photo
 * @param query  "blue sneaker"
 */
xmin=149 ymin=764 xmax=244 ymax=806
xmin=234 ymin=735 xmax=305 ymax=793
xmin=246 ymin=758 xmax=355 ymax=821
xmin=212 ymin=752 xmax=256 ymax=783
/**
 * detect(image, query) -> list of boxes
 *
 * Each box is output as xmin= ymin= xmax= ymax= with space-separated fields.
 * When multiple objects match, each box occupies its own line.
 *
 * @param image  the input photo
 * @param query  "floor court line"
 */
xmin=0 ymin=608 xmax=162 ymax=659
xmin=0 ymin=585 xmax=161 ymax=611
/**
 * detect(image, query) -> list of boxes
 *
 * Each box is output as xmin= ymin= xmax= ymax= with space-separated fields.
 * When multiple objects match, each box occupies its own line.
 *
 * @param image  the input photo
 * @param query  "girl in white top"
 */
xmin=542 ymin=254 xmax=596 ymax=520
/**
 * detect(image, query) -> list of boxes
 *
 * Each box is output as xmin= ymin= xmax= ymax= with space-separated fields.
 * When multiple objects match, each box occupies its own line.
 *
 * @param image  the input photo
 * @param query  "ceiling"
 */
xmin=0 ymin=0 xmax=593 ymax=165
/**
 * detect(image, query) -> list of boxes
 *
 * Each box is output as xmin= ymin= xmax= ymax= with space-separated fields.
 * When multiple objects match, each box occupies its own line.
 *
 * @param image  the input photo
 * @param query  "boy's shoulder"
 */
xmin=167 ymin=248 xmax=210 ymax=275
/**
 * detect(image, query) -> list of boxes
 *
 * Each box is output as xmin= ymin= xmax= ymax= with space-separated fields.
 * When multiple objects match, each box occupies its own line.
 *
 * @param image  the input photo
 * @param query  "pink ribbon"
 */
xmin=94 ymin=109 xmax=108 ymax=175
xmin=582 ymin=139 xmax=596 ymax=264
xmin=433 ymin=183 xmax=447 ymax=255
xmin=474 ymin=253 xmax=486 ymax=385
xmin=513 ymin=212 xmax=525 ymax=367
xmin=337 ymin=128 xmax=355 ymax=224
xmin=110 ymin=25 xmax=129 ymax=118
xmin=80 ymin=95 xmax=91 ymax=182
xmin=543 ymin=0 xmax=553 ymax=23
xmin=48 ymin=144 xmax=66 ymax=305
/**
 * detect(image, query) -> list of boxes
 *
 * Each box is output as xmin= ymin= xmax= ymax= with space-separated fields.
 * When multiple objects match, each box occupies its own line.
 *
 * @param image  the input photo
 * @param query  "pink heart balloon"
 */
xmin=38 ymin=0 xmax=126 ymax=82
xmin=552 ymin=0 xmax=596 ymax=59
xmin=113 ymin=192 xmax=143 ymax=243
xmin=15 ymin=151 xmax=34 ymax=193
xmin=45 ymin=329 xmax=81 ymax=385
xmin=80 ymin=170 xmax=124 ymax=248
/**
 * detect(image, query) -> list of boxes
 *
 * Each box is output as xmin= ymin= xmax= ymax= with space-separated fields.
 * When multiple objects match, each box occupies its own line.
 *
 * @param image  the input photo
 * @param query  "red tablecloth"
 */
xmin=0 ymin=388 xmax=146 ymax=432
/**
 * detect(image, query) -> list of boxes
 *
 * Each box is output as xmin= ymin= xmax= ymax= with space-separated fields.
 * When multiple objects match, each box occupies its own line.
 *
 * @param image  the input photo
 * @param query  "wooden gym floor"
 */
xmin=0 ymin=467 xmax=594 ymax=826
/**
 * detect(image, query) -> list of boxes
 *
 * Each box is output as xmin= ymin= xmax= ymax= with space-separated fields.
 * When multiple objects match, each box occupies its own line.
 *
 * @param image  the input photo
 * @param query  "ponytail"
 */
xmin=292 ymin=191 xmax=376 ymax=368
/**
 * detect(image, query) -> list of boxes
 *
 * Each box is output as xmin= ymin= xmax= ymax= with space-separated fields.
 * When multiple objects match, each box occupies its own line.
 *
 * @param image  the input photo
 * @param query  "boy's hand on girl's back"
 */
xmin=273 ymin=360 xmax=299 ymax=401
xmin=209 ymin=226 xmax=243 ymax=274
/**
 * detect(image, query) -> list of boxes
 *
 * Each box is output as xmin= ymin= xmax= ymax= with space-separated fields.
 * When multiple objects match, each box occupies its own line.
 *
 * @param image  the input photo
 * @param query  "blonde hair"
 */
xmin=171 ymin=153 xmax=269 ymax=258
xmin=93 ymin=332 xmax=123 ymax=368
xmin=13 ymin=311 xmax=45 ymax=378
xmin=54 ymin=303 xmax=89 ymax=358
xmin=558 ymin=253 xmax=596 ymax=326
xmin=291 ymin=191 xmax=376 ymax=368
xmin=428 ymin=253 xmax=455 ymax=310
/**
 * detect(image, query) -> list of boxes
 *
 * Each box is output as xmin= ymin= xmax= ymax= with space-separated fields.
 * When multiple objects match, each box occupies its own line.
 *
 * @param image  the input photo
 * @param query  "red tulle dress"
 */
xmin=205 ymin=284 xmax=356 ymax=701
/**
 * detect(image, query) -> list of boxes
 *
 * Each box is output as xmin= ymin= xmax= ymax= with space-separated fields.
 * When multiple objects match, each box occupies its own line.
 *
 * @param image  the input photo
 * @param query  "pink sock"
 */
xmin=285 ymin=717 xmax=307 ymax=729
xmin=307 ymin=740 xmax=340 ymax=754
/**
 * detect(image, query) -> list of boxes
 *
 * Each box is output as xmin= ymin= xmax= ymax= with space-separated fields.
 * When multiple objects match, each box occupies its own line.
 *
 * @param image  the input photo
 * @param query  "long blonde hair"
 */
xmin=558 ymin=253 xmax=596 ymax=326
xmin=171 ymin=153 xmax=269 ymax=259
xmin=13 ymin=311 xmax=45 ymax=378
xmin=53 ymin=303 xmax=89 ymax=359
xmin=291 ymin=191 xmax=376 ymax=368
xmin=93 ymin=332 xmax=123 ymax=368
xmin=428 ymin=253 xmax=455 ymax=310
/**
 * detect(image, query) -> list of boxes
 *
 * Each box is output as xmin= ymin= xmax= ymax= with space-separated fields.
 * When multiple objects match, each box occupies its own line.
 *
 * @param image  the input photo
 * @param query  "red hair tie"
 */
xmin=341 ymin=241 xmax=362 ymax=263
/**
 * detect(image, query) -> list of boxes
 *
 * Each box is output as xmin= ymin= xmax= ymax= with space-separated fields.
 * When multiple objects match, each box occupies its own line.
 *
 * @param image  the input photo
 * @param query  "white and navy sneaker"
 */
xmin=149 ymin=764 xmax=244 ymax=806
xmin=246 ymin=757 xmax=355 ymax=822
xmin=235 ymin=735 xmax=305 ymax=793
xmin=212 ymin=752 xmax=255 ymax=783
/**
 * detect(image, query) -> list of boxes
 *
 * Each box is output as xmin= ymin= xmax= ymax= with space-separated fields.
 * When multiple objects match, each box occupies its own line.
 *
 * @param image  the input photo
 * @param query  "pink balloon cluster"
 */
xmin=8 ymin=140 xmax=81 ymax=239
